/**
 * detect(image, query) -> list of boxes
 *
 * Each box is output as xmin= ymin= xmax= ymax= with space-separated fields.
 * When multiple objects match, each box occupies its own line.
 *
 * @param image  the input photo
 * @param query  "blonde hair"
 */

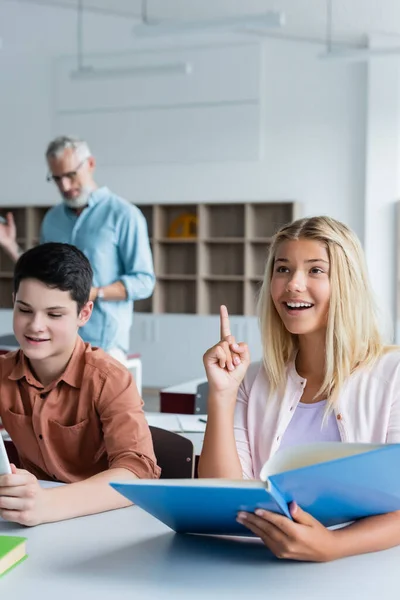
xmin=258 ymin=215 xmax=385 ymax=407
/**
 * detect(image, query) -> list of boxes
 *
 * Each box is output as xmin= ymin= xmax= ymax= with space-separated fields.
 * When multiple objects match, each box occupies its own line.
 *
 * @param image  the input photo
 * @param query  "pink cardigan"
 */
xmin=234 ymin=351 xmax=400 ymax=478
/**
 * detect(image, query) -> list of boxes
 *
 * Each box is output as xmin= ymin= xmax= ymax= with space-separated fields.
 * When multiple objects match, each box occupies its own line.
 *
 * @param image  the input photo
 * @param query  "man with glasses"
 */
xmin=0 ymin=135 xmax=155 ymax=362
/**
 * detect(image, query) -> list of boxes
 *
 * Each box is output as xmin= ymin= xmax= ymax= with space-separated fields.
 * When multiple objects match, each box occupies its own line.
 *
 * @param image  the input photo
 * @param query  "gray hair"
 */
xmin=45 ymin=135 xmax=92 ymax=161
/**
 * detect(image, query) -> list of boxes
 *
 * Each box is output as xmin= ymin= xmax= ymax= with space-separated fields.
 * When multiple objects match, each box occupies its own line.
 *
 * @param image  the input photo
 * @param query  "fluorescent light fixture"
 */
xmin=320 ymin=47 xmax=400 ymax=62
xmin=70 ymin=62 xmax=192 ymax=80
xmin=133 ymin=12 xmax=285 ymax=38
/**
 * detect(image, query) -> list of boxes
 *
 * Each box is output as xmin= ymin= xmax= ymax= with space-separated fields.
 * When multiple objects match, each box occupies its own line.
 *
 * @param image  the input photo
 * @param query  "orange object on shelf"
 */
xmin=168 ymin=213 xmax=198 ymax=238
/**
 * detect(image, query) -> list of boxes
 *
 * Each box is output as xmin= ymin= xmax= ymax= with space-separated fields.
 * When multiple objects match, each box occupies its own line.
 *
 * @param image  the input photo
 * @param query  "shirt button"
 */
xmin=290 ymin=406 xmax=294 ymax=411
xmin=39 ymin=434 xmax=43 ymax=440
xmin=336 ymin=414 xmax=342 ymax=421
xmin=276 ymin=435 xmax=280 ymax=441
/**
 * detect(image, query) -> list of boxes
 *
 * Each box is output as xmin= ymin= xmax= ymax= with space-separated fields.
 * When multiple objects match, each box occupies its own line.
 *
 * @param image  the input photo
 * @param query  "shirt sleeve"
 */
xmin=40 ymin=220 xmax=48 ymax=244
xmin=234 ymin=376 xmax=255 ymax=480
xmin=118 ymin=206 xmax=155 ymax=302
xmin=96 ymin=364 xmax=160 ymax=478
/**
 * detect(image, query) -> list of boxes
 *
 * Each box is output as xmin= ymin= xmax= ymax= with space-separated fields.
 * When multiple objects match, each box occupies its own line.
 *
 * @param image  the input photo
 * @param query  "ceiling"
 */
xmin=5 ymin=0 xmax=400 ymax=46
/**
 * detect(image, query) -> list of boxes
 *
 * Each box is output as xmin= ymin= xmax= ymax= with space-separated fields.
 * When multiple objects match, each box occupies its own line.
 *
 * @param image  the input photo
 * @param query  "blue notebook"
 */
xmin=110 ymin=442 xmax=400 ymax=536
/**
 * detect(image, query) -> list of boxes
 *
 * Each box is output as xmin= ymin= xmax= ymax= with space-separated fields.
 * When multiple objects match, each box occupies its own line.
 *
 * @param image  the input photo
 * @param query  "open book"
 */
xmin=110 ymin=442 xmax=400 ymax=536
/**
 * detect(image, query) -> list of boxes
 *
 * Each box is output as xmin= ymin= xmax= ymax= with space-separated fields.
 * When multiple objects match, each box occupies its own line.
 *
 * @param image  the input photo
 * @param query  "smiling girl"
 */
xmin=198 ymin=215 xmax=400 ymax=561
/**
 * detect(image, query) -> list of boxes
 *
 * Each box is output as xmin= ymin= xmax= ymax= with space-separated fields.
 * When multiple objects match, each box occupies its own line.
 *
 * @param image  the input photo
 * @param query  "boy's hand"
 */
xmin=0 ymin=464 xmax=47 ymax=526
xmin=203 ymin=305 xmax=250 ymax=396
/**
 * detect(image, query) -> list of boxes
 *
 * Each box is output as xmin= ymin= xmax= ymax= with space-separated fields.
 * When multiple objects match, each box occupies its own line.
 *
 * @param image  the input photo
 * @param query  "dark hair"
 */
xmin=14 ymin=243 xmax=93 ymax=312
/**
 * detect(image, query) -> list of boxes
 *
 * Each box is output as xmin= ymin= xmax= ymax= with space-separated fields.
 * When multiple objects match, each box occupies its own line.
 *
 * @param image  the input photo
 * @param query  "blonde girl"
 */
xmin=199 ymin=216 xmax=400 ymax=562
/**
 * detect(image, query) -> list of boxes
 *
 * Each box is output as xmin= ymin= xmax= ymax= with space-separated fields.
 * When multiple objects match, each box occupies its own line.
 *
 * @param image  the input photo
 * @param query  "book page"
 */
xmin=112 ymin=478 xmax=266 ymax=489
xmin=261 ymin=442 xmax=383 ymax=479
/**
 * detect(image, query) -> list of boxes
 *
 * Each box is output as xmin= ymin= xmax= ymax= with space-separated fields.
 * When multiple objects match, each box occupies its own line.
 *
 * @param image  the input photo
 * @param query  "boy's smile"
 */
xmin=24 ymin=335 xmax=51 ymax=345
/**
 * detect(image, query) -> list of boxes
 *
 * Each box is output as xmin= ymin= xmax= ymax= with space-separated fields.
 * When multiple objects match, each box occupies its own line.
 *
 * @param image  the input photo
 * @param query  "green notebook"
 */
xmin=0 ymin=535 xmax=27 ymax=577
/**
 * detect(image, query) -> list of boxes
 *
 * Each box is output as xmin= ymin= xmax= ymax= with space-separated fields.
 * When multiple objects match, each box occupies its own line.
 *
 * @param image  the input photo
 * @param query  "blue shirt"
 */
xmin=41 ymin=187 xmax=155 ymax=352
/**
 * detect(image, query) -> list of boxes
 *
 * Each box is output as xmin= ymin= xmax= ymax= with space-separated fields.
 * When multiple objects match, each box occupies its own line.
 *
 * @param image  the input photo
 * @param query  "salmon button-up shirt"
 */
xmin=0 ymin=337 xmax=160 ymax=482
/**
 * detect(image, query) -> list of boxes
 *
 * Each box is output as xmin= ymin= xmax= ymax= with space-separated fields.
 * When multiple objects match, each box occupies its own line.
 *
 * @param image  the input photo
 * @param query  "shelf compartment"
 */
xmin=248 ymin=242 xmax=270 ymax=278
xmin=205 ymin=280 xmax=244 ymax=315
xmin=0 ymin=250 xmax=16 ymax=273
xmin=0 ymin=278 xmax=13 ymax=309
xmin=204 ymin=275 xmax=245 ymax=281
xmin=138 ymin=205 xmax=153 ymax=239
xmin=158 ymin=205 xmax=198 ymax=240
xmin=202 ymin=237 xmax=245 ymax=244
xmin=249 ymin=203 xmax=293 ymax=238
xmin=204 ymin=205 xmax=245 ymax=238
xmin=134 ymin=297 xmax=153 ymax=313
xmin=158 ymin=275 xmax=197 ymax=281
xmin=204 ymin=242 xmax=244 ymax=276
xmin=246 ymin=280 xmax=263 ymax=316
xmin=158 ymin=280 xmax=196 ymax=314
xmin=159 ymin=235 xmax=198 ymax=243
xmin=159 ymin=242 xmax=197 ymax=276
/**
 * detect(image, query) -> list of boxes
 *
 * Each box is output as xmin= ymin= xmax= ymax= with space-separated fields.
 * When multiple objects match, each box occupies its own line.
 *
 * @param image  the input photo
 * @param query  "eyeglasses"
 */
xmin=46 ymin=157 xmax=88 ymax=184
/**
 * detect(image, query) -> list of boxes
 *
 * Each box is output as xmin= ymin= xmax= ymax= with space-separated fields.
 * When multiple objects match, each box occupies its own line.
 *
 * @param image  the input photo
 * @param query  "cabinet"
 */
xmin=136 ymin=202 xmax=299 ymax=316
xmin=0 ymin=201 xmax=299 ymax=315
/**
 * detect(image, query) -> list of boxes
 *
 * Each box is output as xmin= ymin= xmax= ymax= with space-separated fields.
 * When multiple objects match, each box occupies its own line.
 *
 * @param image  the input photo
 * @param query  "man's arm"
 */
xmin=117 ymin=206 xmax=155 ymax=302
xmin=90 ymin=281 xmax=127 ymax=302
xmin=89 ymin=207 xmax=155 ymax=303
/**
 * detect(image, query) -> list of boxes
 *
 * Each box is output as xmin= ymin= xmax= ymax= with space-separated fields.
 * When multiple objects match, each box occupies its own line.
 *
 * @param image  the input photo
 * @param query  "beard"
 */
xmin=62 ymin=187 xmax=93 ymax=209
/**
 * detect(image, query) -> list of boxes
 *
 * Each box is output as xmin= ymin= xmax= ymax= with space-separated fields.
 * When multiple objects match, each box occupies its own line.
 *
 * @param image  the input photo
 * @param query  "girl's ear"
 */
xmin=78 ymin=300 xmax=93 ymax=327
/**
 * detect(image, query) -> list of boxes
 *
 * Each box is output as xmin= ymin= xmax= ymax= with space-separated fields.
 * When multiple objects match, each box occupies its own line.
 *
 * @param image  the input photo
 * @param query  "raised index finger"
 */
xmin=220 ymin=304 xmax=232 ymax=340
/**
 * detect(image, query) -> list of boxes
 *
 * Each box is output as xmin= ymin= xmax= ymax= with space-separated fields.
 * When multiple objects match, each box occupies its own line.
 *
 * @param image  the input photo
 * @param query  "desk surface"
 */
xmin=161 ymin=377 xmax=207 ymax=394
xmin=2 ymin=504 xmax=400 ymax=600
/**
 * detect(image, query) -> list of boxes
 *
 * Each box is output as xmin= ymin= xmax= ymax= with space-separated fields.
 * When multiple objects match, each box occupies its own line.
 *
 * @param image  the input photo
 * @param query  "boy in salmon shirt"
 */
xmin=0 ymin=242 xmax=159 ymax=526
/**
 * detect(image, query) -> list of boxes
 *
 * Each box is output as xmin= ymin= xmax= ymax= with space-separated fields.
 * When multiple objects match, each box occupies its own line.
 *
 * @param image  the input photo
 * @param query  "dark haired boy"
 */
xmin=0 ymin=242 xmax=159 ymax=526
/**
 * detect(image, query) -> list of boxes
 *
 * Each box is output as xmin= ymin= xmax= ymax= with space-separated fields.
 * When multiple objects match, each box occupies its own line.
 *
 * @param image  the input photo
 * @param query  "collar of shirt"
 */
xmin=8 ymin=336 xmax=87 ymax=392
xmin=63 ymin=186 xmax=110 ymax=217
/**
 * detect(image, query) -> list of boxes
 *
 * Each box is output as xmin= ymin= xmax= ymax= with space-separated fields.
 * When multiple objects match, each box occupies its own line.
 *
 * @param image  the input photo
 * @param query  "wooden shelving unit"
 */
xmin=136 ymin=201 xmax=299 ymax=316
xmin=0 ymin=201 xmax=299 ymax=315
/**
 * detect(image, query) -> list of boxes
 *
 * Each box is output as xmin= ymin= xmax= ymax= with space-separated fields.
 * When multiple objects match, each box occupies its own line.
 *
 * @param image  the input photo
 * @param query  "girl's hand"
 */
xmin=237 ymin=502 xmax=337 ymax=562
xmin=203 ymin=305 xmax=251 ymax=396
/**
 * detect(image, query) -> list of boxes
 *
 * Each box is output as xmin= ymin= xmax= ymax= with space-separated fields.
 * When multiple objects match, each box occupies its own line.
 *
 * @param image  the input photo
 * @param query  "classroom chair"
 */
xmin=4 ymin=428 xmax=195 ymax=479
xmin=149 ymin=426 xmax=195 ymax=479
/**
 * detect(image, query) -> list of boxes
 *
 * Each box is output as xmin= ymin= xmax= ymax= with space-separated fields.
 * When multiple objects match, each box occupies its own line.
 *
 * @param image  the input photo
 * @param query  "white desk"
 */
xmin=1 ymin=504 xmax=400 ymax=599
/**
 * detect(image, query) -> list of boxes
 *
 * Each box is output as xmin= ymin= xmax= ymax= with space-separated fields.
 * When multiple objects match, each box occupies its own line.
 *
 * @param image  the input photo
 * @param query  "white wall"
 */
xmin=363 ymin=37 xmax=400 ymax=342
xmin=0 ymin=2 xmax=376 ymax=386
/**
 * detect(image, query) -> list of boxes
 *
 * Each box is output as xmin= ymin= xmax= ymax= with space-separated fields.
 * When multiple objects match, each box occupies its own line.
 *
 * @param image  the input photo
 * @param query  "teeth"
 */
xmin=286 ymin=302 xmax=312 ymax=308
